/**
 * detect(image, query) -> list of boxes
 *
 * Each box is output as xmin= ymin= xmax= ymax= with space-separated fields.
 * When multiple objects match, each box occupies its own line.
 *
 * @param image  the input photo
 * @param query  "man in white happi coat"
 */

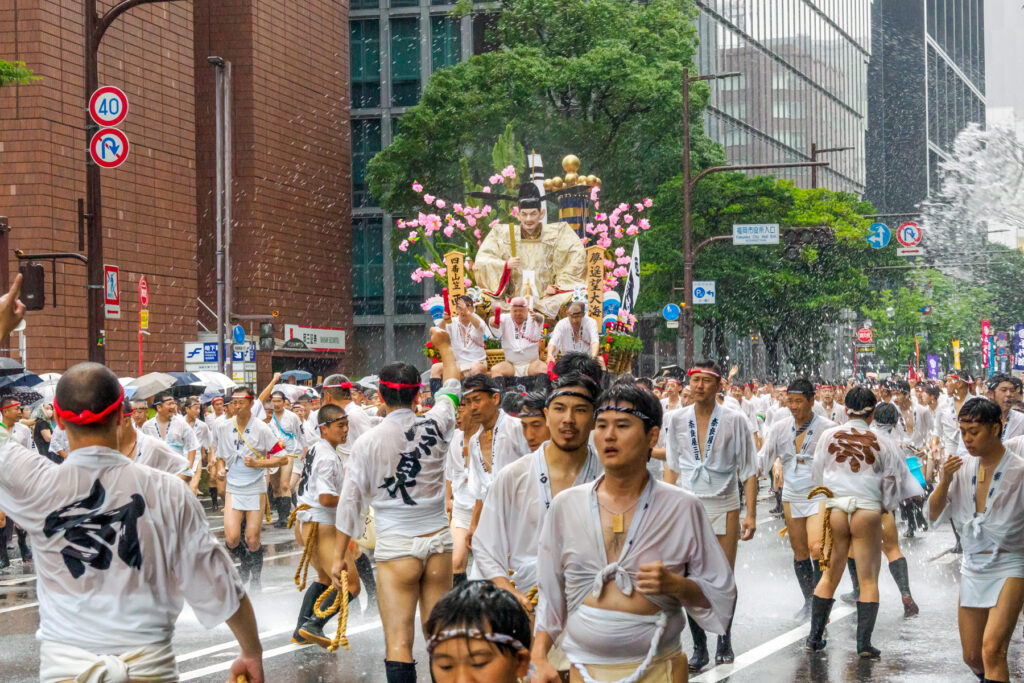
xmin=261 ymin=386 xmax=305 ymax=528
xmin=444 ymin=405 xmax=475 ymax=587
xmin=471 ymin=373 xmax=603 ymax=622
xmin=214 ymin=386 xmax=288 ymax=593
xmin=0 ymin=353 xmax=264 ymax=682
xmin=663 ymin=360 xmax=757 ymax=670
xmin=332 ymin=327 xmax=462 ymax=683
xmin=1 ymin=396 xmax=33 ymax=449
xmin=938 ymin=370 xmax=973 ymax=457
xmin=117 ymin=399 xmax=191 ymax=479
xmin=929 ymin=396 xmax=1024 ymax=683
xmin=759 ymin=378 xmax=834 ymax=619
xmin=143 ymin=392 xmax=200 ymax=493
xmin=531 ymin=382 xmax=735 ymax=683
xmin=488 ymin=296 xmax=548 ymax=389
xmin=805 ymin=387 xmax=923 ymax=658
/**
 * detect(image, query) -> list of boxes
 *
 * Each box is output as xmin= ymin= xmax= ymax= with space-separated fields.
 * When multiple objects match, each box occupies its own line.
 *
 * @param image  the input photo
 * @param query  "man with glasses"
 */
xmin=215 ymin=387 xmax=288 ymax=593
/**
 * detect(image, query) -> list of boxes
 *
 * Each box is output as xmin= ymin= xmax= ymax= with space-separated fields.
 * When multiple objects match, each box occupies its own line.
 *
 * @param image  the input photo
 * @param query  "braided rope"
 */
xmin=288 ymin=504 xmax=316 ymax=590
xmin=808 ymin=486 xmax=835 ymax=571
xmin=525 ymin=585 xmax=538 ymax=607
xmin=262 ymin=493 xmax=272 ymax=524
xmin=287 ymin=503 xmax=311 ymax=529
xmin=312 ymin=572 xmax=351 ymax=652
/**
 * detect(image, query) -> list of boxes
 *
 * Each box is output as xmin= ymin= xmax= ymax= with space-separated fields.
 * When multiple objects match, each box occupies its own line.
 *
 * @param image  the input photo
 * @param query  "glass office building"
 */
xmin=694 ymin=0 xmax=873 ymax=194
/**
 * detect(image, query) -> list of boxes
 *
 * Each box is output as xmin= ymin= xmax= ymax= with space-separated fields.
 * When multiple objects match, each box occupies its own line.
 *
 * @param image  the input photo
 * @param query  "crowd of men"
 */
xmin=0 ymin=272 xmax=1022 ymax=683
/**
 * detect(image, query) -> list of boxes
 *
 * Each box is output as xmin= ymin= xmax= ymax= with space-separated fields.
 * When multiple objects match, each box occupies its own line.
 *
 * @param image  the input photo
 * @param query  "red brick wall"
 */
xmin=0 ymin=0 xmax=197 ymax=375
xmin=194 ymin=0 xmax=352 ymax=370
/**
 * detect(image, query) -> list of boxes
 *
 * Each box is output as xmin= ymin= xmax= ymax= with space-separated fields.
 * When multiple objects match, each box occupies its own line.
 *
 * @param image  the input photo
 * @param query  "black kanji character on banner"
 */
xmin=43 ymin=479 xmax=147 ymax=579
xmin=379 ymin=418 xmax=446 ymax=505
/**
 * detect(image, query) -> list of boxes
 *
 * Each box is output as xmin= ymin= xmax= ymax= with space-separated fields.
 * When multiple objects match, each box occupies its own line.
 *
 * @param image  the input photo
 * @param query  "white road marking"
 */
xmin=690 ymin=604 xmax=856 ymax=682
xmin=0 ymin=574 xmax=37 ymax=587
xmin=0 ymin=601 xmax=38 ymax=614
xmin=178 ymin=619 xmax=384 ymax=680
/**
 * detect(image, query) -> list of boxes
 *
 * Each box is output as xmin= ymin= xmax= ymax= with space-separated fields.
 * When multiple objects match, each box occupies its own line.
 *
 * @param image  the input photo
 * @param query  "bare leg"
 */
xmin=959 ymin=602 xmax=988 ymax=676
xmin=377 ymin=557 xmax=426 ymax=663
xmin=450 ymin=524 xmax=470 ymax=574
xmin=980 ymin=578 xmax=1024 ymax=681
xmin=418 ymin=550 xmax=454 ymax=634
xmin=783 ymin=503 xmax=810 ymax=561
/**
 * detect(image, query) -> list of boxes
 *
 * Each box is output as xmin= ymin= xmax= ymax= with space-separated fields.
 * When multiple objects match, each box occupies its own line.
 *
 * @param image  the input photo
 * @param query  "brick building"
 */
xmin=0 ymin=0 xmax=350 ymax=380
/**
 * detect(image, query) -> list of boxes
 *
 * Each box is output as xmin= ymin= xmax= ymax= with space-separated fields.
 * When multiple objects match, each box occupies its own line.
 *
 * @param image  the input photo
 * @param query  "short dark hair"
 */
xmin=923 ymin=383 xmax=941 ymax=399
xmin=891 ymin=379 xmax=910 ymax=395
xmin=322 ymin=374 xmax=353 ymax=401
xmin=425 ymin=580 xmax=531 ymax=657
xmin=152 ymin=391 xmax=175 ymax=406
xmin=787 ymin=378 xmax=815 ymax=399
xmin=844 ymin=386 xmax=877 ymax=417
xmin=596 ymin=381 xmax=663 ymax=431
xmin=551 ymin=372 xmax=601 ymax=403
xmin=873 ymin=402 xmax=899 ymax=427
xmin=463 ymin=374 xmax=498 ymax=396
xmin=270 ymin=390 xmax=286 ymax=401
xmin=0 ymin=395 xmax=20 ymax=409
xmin=317 ymin=403 xmax=345 ymax=426
xmin=500 ymin=392 xmax=524 ymax=415
xmin=378 ymin=362 xmax=421 ymax=408
xmin=520 ymin=392 xmax=547 ymax=416
xmin=455 ymin=294 xmax=474 ymax=309
xmin=959 ymin=397 xmax=1003 ymax=436
xmin=552 ymin=352 xmax=603 ymax=385
xmin=691 ymin=359 xmax=723 ymax=377
xmin=635 ymin=377 xmax=654 ymax=391
xmin=987 ymin=373 xmax=1022 ymax=393
xmin=54 ymin=362 xmax=123 ymax=433
xmin=232 ymin=384 xmax=255 ymax=398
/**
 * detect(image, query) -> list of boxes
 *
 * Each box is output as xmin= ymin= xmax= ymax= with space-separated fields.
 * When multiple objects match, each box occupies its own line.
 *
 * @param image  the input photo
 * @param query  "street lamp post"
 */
xmin=809 ymin=143 xmax=853 ymax=189
xmin=678 ymin=68 xmax=830 ymax=368
xmin=83 ymin=0 xmax=185 ymax=363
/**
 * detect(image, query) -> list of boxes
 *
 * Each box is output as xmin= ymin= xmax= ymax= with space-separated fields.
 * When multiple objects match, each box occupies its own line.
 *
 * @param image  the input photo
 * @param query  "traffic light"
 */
xmin=259 ymin=322 xmax=274 ymax=351
xmin=782 ymin=226 xmax=835 ymax=261
xmin=20 ymin=263 xmax=45 ymax=310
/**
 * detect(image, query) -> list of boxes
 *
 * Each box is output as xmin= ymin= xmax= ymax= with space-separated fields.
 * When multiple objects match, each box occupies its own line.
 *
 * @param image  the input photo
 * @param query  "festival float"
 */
xmin=404 ymin=132 xmax=650 ymax=378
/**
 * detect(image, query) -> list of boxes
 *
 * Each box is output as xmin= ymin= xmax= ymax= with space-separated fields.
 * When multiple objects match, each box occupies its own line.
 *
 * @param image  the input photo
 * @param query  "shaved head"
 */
xmin=55 ymin=362 xmax=123 ymax=434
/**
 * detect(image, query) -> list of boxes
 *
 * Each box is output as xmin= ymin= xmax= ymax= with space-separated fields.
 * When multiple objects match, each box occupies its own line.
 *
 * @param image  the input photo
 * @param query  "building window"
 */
xmin=353 ymin=217 xmax=384 ymax=316
xmin=723 ymin=129 xmax=749 ymax=148
xmin=719 ymin=74 xmax=746 ymax=91
xmin=392 ymin=0 xmax=419 ymax=7
xmin=394 ymin=249 xmax=424 ymax=314
xmin=472 ymin=12 xmax=499 ymax=55
xmin=771 ymin=71 xmax=804 ymax=90
xmin=351 ymin=20 xmax=381 ymax=109
xmin=773 ymin=100 xmax=805 ymax=119
xmin=775 ymin=130 xmax=805 ymax=151
xmin=391 ymin=17 xmax=421 ymax=106
xmin=351 ymin=0 xmax=378 ymax=9
xmin=352 ymin=118 xmax=382 ymax=208
xmin=431 ymin=16 xmax=462 ymax=72
xmin=720 ymin=100 xmax=746 ymax=120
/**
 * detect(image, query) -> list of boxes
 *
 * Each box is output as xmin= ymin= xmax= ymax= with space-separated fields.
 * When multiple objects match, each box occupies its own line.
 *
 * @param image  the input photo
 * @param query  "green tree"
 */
xmin=0 ymin=60 xmax=39 ymax=87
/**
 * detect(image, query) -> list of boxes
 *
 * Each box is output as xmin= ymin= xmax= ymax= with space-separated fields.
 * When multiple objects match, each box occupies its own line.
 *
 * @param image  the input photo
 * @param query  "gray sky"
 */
xmin=985 ymin=2 xmax=1024 ymax=111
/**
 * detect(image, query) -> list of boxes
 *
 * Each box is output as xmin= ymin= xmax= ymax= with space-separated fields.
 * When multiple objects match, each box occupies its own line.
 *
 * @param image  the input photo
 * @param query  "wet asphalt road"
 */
xmin=1 ymin=490 xmax=1021 ymax=682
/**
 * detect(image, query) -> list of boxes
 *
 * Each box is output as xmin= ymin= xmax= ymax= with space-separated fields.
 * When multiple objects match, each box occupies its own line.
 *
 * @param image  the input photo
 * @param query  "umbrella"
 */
xmin=118 ymin=377 xmax=135 ymax=387
xmin=127 ymin=372 xmax=177 ymax=401
xmin=0 ymin=357 xmax=26 ymax=377
xmin=272 ymin=384 xmax=313 ymax=402
xmin=37 ymin=373 xmax=61 ymax=382
xmin=280 ymin=369 xmax=313 ymax=382
xmin=193 ymin=371 xmax=236 ymax=393
xmin=167 ymin=372 xmax=203 ymax=386
xmin=0 ymin=371 xmax=42 ymax=391
xmin=8 ymin=389 xmax=43 ymax=405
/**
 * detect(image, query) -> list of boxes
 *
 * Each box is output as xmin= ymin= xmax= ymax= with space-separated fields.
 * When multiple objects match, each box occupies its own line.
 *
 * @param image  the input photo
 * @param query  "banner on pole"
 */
xmin=585 ymin=246 xmax=604 ymax=325
xmin=953 ymin=339 xmax=961 ymax=370
xmin=982 ymin=320 xmax=991 ymax=369
xmin=926 ymin=354 xmax=939 ymax=380
xmin=620 ymin=239 xmax=641 ymax=319
xmin=1013 ymin=324 xmax=1024 ymax=371
xmin=444 ymin=251 xmax=467 ymax=301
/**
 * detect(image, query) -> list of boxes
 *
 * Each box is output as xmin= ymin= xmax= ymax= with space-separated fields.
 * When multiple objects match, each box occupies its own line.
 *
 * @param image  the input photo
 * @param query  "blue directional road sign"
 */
xmin=232 ymin=324 xmax=246 ymax=345
xmin=868 ymin=223 xmax=891 ymax=249
xmin=662 ymin=304 xmax=681 ymax=321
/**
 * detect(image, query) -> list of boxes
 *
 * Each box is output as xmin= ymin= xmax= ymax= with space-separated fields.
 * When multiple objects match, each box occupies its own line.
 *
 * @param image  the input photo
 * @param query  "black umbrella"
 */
xmin=0 ymin=370 xmax=41 ymax=391
xmin=0 ymin=357 xmax=26 ymax=377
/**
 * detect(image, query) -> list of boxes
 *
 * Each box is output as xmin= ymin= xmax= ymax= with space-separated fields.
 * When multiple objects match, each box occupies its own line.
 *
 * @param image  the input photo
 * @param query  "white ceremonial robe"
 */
xmin=267 ymin=409 xmax=304 ymax=457
xmin=2 ymin=421 xmax=33 ymax=449
xmin=142 ymin=415 xmax=199 ymax=460
xmin=0 ymin=444 xmax=244 ymax=663
xmin=445 ymin=429 xmax=474 ymax=513
xmin=811 ymin=419 xmax=922 ymax=511
xmin=548 ymin=316 xmax=599 ymax=357
xmin=447 ymin=315 xmax=487 ymax=367
xmin=134 ymin=433 xmax=192 ymax=477
xmin=936 ymin=394 xmax=969 ymax=456
xmin=214 ymin=416 xmax=282 ymax=496
xmin=339 ymin=401 xmax=375 ymax=459
xmin=535 ymin=477 xmax=736 ymax=667
xmin=296 ymin=438 xmax=345 ymax=525
xmin=466 ymin=410 xmax=530 ymax=505
xmin=189 ymin=418 xmax=213 ymax=451
xmin=470 ymin=443 xmax=602 ymax=591
xmin=336 ymin=380 xmax=460 ymax=540
xmin=48 ymin=426 xmax=69 ymax=458
xmin=761 ymin=414 xmax=836 ymax=515
xmin=665 ymin=404 xmax=758 ymax=498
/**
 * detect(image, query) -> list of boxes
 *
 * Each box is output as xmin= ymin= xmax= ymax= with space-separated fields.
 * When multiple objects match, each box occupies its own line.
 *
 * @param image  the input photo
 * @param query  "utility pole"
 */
xmin=679 ymin=68 xmax=829 ymax=368
xmin=83 ymin=0 xmax=185 ymax=363
xmin=809 ymin=142 xmax=853 ymax=189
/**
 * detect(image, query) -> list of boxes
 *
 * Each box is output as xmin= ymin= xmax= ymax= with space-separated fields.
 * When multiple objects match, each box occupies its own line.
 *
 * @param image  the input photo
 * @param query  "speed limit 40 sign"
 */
xmin=89 ymin=86 xmax=129 ymax=127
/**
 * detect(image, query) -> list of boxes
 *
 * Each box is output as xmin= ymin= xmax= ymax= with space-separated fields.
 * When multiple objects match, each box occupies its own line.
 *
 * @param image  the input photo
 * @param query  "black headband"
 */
xmin=545 ymin=389 xmax=596 ymax=407
xmin=595 ymin=404 xmax=654 ymax=426
xmin=518 ymin=410 xmax=544 ymax=418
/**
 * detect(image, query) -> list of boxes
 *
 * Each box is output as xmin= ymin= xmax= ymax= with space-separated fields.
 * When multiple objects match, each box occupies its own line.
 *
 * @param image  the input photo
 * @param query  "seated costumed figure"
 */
xmin=472 ymin=183 xmax=587 ymax=320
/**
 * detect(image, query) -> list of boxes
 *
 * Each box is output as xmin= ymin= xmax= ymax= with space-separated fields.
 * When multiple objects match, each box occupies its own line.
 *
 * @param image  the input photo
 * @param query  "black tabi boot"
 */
xmin=715 ymin=617 xmax=735 ymax=664
xmin=981 ymin=678 xmax=1009 ymax=683
xmin=384 ymin=659 xmax=418 ymax=683
xmin=229 ymin=543 xmax=250 ymax=585
xmin=429 ymin=378 xmax=442 ymax=400
xmin=840 ymin=557 xmax=860 ymax=604
xmin=209 ymin=486 xmax=219 ymax=511
xmin=298 ymin=585 xmax=339 ymax=650
xmin=15 ymin=527 xmax=31 ymax=562
xmin=687 ymin=614 xmax=709 ymax=672
xmin=355 ymin=553 xmax=377 ymax=603
xmin=856 ymin=601 xmax=881 ymax=658
xmin=914 ymin=498 xmax=928 ymax=531
xmin=888 ymin=556 xmax=919 ymax=616
xmin=274 ymin=496 xmax=291 ymax=529
xmin=804 ymin=596 xmax=834 ymax=652
xmin=0 ymin=531 xmax=9 ymax=570
xmin=901 ymin=501 xmax=916 ymax=538
xmin=794 ymin=559 xmax=816 ymax=620
xmin=453 ymin=572 xmax=467 ymax=588
xmin=770 ymin=488 xmax=783 ymax=515
xmin=950 ymin=519 xmax=963 ymax=554
xmin=248 ymin=546 xmax=265 ymax=593
xmin=292 ymin=582 xmax=329 ymax=644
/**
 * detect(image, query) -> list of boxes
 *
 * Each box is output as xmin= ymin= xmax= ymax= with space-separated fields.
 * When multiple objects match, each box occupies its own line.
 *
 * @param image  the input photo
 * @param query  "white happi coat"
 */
xmin=936 ymin=394 xmax=969 ymax=456
xmin=535 ymin=477 xmax=736 ymax=649
xmin=444 ymin=429 xmax=474 ymax=512
xmin=811 ymin=419 xmax=922 ymax=510
xmin=466 ymin=410 xmax=530 ymax=503
xmin=760 ymin=414 xmax=836 ymax=502
xmin=664 ymin=403 xmax=758 ymax=498
xmin=2 ymin=421 xmax=33 ymax=449
xmin=214 ymin=415 xmax=283 ymax=495
xmin=142 ymin=415 xmax=199 ymax=460
xmin=134 ymin=433 xmax=192 ymax=477
xmin=470 ymin=443 xmax=602 ymax=591
xmin=296 ymin=438 xmax=345 ymax=524
xmin=340 ymin=401 xmax=375 ymax=459
xmin=0 ymin=443 xmax=244 ymax=654
xmin=267 ymin=409 xmax=304 ymax=457
xmin=934 ymin=450 xmax=1024 ymax=571
xmin=48 ymin=426 xmax=69 ymax=457
xmin=335 ymin=381 xmax=460 ymax=539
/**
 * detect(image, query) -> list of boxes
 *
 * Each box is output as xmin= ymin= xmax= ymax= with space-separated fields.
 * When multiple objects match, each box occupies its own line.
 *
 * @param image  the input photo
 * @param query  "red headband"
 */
xmin=212 ymin=397 xmax=224 ymax=404
xmin=379 ymin=380 xmax=421 ymax=390
xmin=688 ymin=368 xmax=722 ymax=380
xmin=231 ymin=394 xmax=255 ymax=400
xmin=54 ymin=387 xmax=125 ymax=426
xmin=2 ymin=401 xmax=21 ymax=410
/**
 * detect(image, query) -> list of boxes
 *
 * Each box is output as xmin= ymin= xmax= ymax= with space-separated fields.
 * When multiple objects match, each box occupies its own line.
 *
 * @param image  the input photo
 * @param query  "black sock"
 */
xmin=210 ymin=487 xmax=219 ymax=509
xmin=794 ymin=558 xmax=815 ymax=600
xmin=384 ymin=659 xmax=417 ymax=683
xmin=453 ymin=571 xmax=467 ymax=587
xmin=856 ymin=601 xmax=880 ymax=655
xmin=812 ymin=560 xmax=823 ymax=586
xmin=296 ymin=582 xmax=329 ymax=631
xmin=355 ymin=553 xmax=377 ymax=600
xmin=888 ymin=556 xmax=913 ymax=598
